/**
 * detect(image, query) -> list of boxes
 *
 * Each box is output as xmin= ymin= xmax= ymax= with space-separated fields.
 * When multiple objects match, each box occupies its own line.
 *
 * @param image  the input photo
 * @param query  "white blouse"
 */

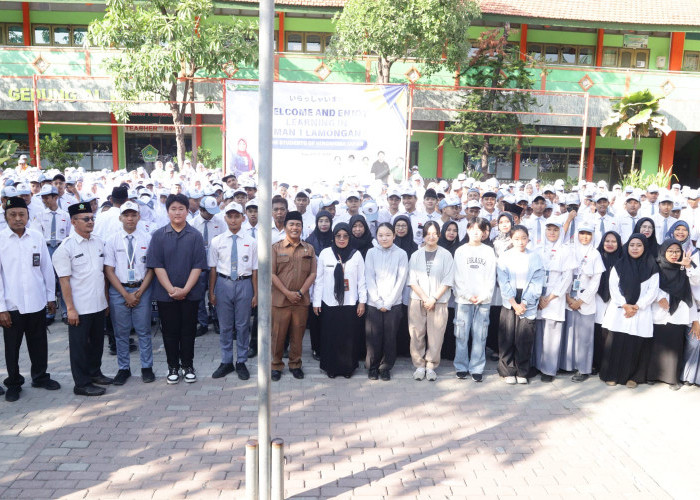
xmin=601 ymin=268 xmax=659 ymax=338
xmin=313 ymin=247 xmax=367 ymax=308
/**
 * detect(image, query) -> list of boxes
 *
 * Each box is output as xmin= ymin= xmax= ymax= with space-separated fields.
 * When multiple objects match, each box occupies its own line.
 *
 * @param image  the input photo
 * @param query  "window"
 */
xmin=284 ymin=32 xmax=333 ymax=53
xmin=560 ymin=46 xmax=577 ymax=64
xmin=527 ymin=43 xmax=596 ymax=65
xmin=73 ymin=26 xmax=87 ymax=46
xmin=34 ymin=26 xmax=51 ymax=45
xmin=53 ymin=26 xmax=70 ymax=45
xmin=601 ymin=48 xmax=618 ymax=66
xmin=603 ymin=47 xmax=649 ymax=69
xmin=526 ymin=43 xmax=542 ymax=61
xmin=7 ymin=25 xmax=24 ymax=45
xmin=544 ymin=45 xmax=559 ymax=63
xmin=578 ymin=47 xmax=594 ymax=65
xmin=683 ymin=51 xmax=700 ymax=71
xmin=28 ymin=24 xmax=89 ymax=47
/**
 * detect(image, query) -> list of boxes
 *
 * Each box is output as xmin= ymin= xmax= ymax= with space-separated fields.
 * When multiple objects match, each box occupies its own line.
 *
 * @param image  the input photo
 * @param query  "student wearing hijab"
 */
xmin=593 ymin=231 xmax=623 ymax=374
xmin=407 ymin=221 xmax=455 ymax=381
xmin=487 ymin=212 xmax=515 ymax=360
xmin=648 ymin=240 xmax=699 ymax=390
xmin=349 ymin=214 xmax=374 ymax=259
xmin=313 ymin=223 xmax=367 ymax=378
xmin=634 ymin=217 xmax=659 ymax=256
xmin=533 ymin=220 xmax=574 ymax=382
xmin=305 ymin=210 xmax=334 ymax=360
xmin=681 ymin=236 xmax=700 ymax=386
xmin=438 ymin=220 xmax=461 ymax=361
xmin=600 ymin=234 xmax=660 ymax=387
xmin=665 ymin=220 xmax=695 ymax=253
xmin=561 ymin=223 xmax=605 ymax=382
xmin=364 ymin=223 xmax=408 ymax=381
xmin=393 ymin=215 xmax=418 ymax=357
xmin=496 ymin=225 xmax=545 ymax=384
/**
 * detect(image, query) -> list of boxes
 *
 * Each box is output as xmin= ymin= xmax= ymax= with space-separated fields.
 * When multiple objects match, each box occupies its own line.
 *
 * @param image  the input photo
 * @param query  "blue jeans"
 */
xmin=453 ymin=303 xmax=491 ymax=374
xmin=108 ymin=285 xmax=153 ymax=370
xmin=215 ymin=277 xmax=253 ymax=364
xmin=197 ymin=270 xmax=210 ymax=327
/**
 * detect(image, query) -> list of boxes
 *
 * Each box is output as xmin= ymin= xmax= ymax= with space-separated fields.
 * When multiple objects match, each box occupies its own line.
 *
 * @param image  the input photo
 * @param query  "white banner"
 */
xmin=225 ymin=81 xmax=408 ymax=185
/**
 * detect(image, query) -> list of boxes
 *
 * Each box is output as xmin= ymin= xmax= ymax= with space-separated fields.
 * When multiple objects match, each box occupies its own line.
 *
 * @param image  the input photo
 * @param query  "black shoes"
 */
xmin=167 ymin=367 xmax=180 ymax=384
xmin=312 ymin=350 xmax=320 ymax=361
xmin=271 ymin=370 xmax=282 ymax=382
xmin=236 ymin=363 xmax=250 ymax=380
xmin=212 ymin=363 xmax=235 ymax=379
xmin=248 ymin=347 xmax=257 ymax=358
xmin=368 ymin=368 xmax=379 ymax=380
xmin=571 ymin=372 xmax=589 ymax=383
xmin=456 ymin=371 xmax=469 ymax=380
xmin=32 ymin=378 xmax=61 ymax=390
xmin=112 ymin=369 xmax=131 ymax=386
xmin=74 ymin=384 xmax=106 ymax=396
xmin=183 ymin=367 xmax=197 ymax=383
xmin=379 ymin=369 xmax=391 ymax=381
xmin=291 ymin=368 xmax=304 ymax=380
xmin=141 ymin=367 xmax=155 ymax=383
xmin=5 ymin=386 xmax=21 ymax=402
xmin=91 ymin=374 xmax=114 ymax=385
xmin=195 ymin=324 xmax=208 ymax=337
xmin=471 ymin=373 xmax=483 ymax=382
xmin=109 ymin=344 xmax=117 ymax=356
xmin=541 ymin=374 xmax=555 ymax=383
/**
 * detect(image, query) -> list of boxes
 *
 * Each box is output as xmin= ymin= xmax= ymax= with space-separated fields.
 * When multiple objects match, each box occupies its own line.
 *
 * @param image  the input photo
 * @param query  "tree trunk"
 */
xmin=376 ymin=57 xmax=392 ymax=84
xmin=169 ymin=81 xmax=186 ymax=168
xmin=631 ymin=135 xmax=638 ymax=172
xmin=481 ymin=137 xmax=490 ymax=174
xmin=190 ymin=81 xmax=198 ymax=166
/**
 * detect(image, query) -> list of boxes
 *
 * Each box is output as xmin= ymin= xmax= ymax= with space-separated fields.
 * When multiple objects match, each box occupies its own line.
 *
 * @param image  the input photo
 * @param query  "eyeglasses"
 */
xmin=335 ymin=233 xmax=349 ymax=240
xmin=74 ymin=216 xmax=95 ymax=222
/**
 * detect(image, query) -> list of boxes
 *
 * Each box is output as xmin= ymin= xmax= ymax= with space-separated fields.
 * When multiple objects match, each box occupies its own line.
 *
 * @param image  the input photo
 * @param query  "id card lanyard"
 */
xmin=123 ymin=236 xmax=137 ymax=283
xmin=571 ymin=246 xmax=591 ymax=298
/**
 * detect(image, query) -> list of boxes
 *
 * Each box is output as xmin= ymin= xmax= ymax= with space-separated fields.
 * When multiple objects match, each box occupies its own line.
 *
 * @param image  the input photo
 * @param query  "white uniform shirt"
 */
xmin=271 ymin=224 xmax=286 ymax=245
xmin=104 ymin=228 xmax=152 ymax=283
xmin=39 ymin=207 xmax=71 ymax=246
xmin=52 ymin=233 xmax=108 ymax=315
xmin=615 ymin=212 xmax=641 ymax=243
xmin=585 ymin=212 xmax=618 ymax=247
xmin=313 ymin=248 xmax=367 ymax=308
xmin=208 ymin=230 xmax=258 ymax=278
xmin=93 ymin=206 xmax=121 ymax=241
xmin=0 ymin=227 xmax=55 ymax=314
xmin=524 ymin=215 xmax=547 ymax=250
xmin=651 ymin=214 xmax=678 ymax=244
xmin=190 ymin=213 xmax=226 ymax=251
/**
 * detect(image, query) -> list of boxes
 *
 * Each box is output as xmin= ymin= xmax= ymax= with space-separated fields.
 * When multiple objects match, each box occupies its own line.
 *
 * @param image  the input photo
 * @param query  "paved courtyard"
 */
xmin=0 ymin=323 xmax=699 ymax=499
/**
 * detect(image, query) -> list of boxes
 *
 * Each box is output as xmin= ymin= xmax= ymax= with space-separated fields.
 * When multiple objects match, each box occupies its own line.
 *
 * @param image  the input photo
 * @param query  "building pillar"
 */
xmin=23 ymin=2 xmax=37 ymax=165
xmin=658 ymin=33 xmax=684 ymax=176
xmin=436 ymin=121 xmax=444 ymax=178
xmin=519 ymin=24 xmax=528 ymax=61
xmin=669 ymin=32 xmax=685 ymax=71
xmin=110 ymin=114 xmax=120 ymax=172
xmin=513 ymin=129 xmax=522 ymax=180
xmin=586 ymin=128 xmax=597 ymax=181
xmin=595 ymin=29 xmax=604 ymax=66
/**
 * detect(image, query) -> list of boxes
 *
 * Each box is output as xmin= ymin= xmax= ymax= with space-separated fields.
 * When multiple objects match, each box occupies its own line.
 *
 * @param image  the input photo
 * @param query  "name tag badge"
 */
xmin=33 ymin=253 xmax=40 ymax=267
xmin=128 ymin=269 xmax=136 ymax=282
xmin=344 ymin=279 xmax=349 ymax=292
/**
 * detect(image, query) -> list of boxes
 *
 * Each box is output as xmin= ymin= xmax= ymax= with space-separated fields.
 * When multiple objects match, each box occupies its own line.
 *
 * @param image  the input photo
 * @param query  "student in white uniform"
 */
xmin=52 ymin=202 xmax=113 ymax=397
xmin=103 ymin=201 xmax=156 ymax=385
xmin=592 ymin=231 xmax=623 ymax=374
xmin=0 ymin=197 xmax=60 ymax=402
xmin=651 ymin=192 xmax=678 ymax=245
xmin=39 ymin=185 xmax=71 ymax=324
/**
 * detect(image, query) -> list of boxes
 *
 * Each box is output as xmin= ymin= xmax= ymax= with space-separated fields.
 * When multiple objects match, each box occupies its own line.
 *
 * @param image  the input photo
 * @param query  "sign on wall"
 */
xmin=623 ymin=34 xmax=648 ymax=48
xmin=225 ymin=81 xmax=408 ymax=184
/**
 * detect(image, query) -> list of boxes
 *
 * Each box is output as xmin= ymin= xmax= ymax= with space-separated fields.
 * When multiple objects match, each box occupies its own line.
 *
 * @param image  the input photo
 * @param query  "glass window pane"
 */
xmin=602 ymin=48 xmax=618 ymax=67
xmin=635 ymin=51 xmax=647 ymax=68
xmin=324 ymin=35 xmax=332 ymax=51
xmin=286 ymin=33 xmax=302 ymax=52
xmin=0 ymin=26 xmax=3 ymax=44
xmin=34 ymin=26 xmax=51 ymax=45
xmin=544 ymin=45 xmax=559 ymax=63
xmin=8 ymin=25 xmax=24 ymax=44
xmin=620 ymin=51 xmax=633 ymax=67
xmin=73 ymin=27 xmax=87 ymax=46
xmin=560 ymin=46 xmax=576 ymax=64
xmin=683 ymin=53 xmax=699 ymax=71
xmin=527 ymin=44 xmax=542 ymax=61
xmin=54 ymin=27 xmax=70 ymax=45
xmin=306 ymin=34 xmax=322 ymax=53
xmin=578 ymin=47 xmax=594 ymax=65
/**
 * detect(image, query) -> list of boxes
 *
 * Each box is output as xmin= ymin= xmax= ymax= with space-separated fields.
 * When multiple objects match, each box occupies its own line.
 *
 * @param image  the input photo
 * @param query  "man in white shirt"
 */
xmin=640 ymin=184 xmax=660 ymax=216
xmin=652 ymin=192 xmax=678 ymax=244
xmin=400 ymin=187 xmax=428 ymax=245
xmin=103 ymin=201 xmax=156 ymax=385
xmin=561 ymin=192 xmax=588 ymax=245
xmin=293 ymin=190 xmax=316 ymax=238
xmin=242 ymin=200 xmax=259 ymax=240
xmin=208 ymin=202 xmax=258 ymax=382
xmin=0 ymin=197 xmax=60 ymax=402
xmin=271 ymin=195 xmax=288 ymax=245
xmin=52 ymin=174 xmax=78 ymax=210
xmin=52 ymin=202 xmax=113 ymax=397
xmin=378 ymin=188 xmax=401 ymax=224
xmin=615 ymin=193 xmax=642 ymax=243
xmin=479 ymin=190 xmax=500 ymax=227
xmin=94 ymin=186 xmax=128 ymax=241
xmin=585 ymin=193 xmax=618 ymax=246
xmin=39 ymin=185 xmax=71 ymax=324
xmin=680 ymin=190 xmax=700 ymax=241
xmin=333 ymin=192 xmax=365 ymax=226
xmin=422 ymin=189 xmax=441 ymax=222
xmin=524 ymin=195 xmax=547 ymax=250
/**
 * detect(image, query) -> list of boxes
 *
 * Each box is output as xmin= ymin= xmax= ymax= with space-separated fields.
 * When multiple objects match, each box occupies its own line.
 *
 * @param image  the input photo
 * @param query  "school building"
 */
xmin=1 ymin=0 xmax=700 ymax=184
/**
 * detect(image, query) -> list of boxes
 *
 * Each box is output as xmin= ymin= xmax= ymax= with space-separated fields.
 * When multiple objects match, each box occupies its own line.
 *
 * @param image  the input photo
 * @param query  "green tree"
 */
xmin=88 ymin=0 xmax=258 ymax=167
xmin=447 ymin=27 xmax=537 ymax=175
xmin=0 ymin=139 xmax=19 ymax=168
xmin=182 ymin=146 xmax=222 ymax=170
xmin=600 ymin=89 xmax=671 ymax=172
xmin=327 ymin=0 xmax=480 ymax=83
xmin=40 ymin=133 xmax=84 ymax=172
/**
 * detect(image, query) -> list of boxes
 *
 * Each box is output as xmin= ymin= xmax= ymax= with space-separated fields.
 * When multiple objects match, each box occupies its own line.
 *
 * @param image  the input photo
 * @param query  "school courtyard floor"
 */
xmin=0 ymin=323 xmax=698 ymax=500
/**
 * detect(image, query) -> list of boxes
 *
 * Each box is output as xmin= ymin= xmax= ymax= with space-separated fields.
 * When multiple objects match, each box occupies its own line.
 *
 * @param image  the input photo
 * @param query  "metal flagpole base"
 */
xmin=271 ymin=438 xmax=285 ymax=500
xmin=245 ymin=439 xmax=259 ymax=500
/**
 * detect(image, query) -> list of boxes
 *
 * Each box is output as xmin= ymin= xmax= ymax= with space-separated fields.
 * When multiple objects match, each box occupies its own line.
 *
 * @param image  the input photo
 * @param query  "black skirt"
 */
xmin=320 ymin=303 xmax=360 ymax=377
xmin=440 ymin=307 xmax=456 ymax=361
xmin=599 ymin=330 xmax=650 ymax=385
xmin=396 ymin=304 xmax=411 ymax=357
xmin=647 ymin=323 xmax=686 ymax=385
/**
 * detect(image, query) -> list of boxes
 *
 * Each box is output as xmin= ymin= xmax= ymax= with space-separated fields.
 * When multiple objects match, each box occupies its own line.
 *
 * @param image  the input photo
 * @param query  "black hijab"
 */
xmin=438 ymin=220 xmax=461 ymax=256
xmin=305 ymin=210 xmax=333 ymax=256
xmin=330 ymin=223 xmax=356 ymax=305
xmin=393 ymin=215 xmax=418 ymax=257
xmin=614 ymin=233 xmax=659 ymax=304
xmin=349 ymin=214 xmax=373 ymax=258
xmin=634 ymin=217 xmax=659 ymax=257
xmin=596 ymin=230 xmax=623 ymax=302
xmin=657 ymin=239 xmax=693 ymax=315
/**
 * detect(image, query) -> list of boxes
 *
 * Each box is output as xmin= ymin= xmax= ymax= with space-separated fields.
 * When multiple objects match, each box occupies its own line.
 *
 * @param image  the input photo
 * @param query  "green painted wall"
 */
xmin=0 ymin=9 xmax=23 ymax=23
xmin=29 ymin=11 xmax=103 ymax=25
xmin=117 ymin=126 xmax=125 ymax=169
xmin=442 ymin=142 xmax=464 ymax=178
xmin=283 ymin=17 xmax=334 ymax=33
xmin=201 ymin=126 xmax=223 ymax=166
xmin=0 ymin=120 xmax=27 ymax=133
xmin=410 ymin=132 xmax=437 ymax=178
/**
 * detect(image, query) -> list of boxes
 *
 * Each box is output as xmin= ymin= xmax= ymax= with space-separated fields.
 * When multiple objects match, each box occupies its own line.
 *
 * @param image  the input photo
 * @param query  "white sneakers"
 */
xmin=413 ymin=367 xmax=426 ymax=380
xmin=426 ymin=369 xmax=437 ymax=381
xmin=504 ymin=376 xmax=517 ymax=385
xmin=516 ymin=376 xmax=528 ymax=384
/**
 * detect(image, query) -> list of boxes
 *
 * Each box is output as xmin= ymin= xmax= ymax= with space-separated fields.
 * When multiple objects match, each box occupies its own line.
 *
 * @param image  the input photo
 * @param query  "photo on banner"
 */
xmin=225 ymin=81 xmax=408 ymax=184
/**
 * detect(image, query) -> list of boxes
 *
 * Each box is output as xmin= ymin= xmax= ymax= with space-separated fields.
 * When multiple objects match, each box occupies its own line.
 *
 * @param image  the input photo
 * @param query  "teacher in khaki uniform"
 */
xmin=52 ymin=202 xmax=113 ymax=396
xmin=271 ymin=211 xmax=316 ymax=382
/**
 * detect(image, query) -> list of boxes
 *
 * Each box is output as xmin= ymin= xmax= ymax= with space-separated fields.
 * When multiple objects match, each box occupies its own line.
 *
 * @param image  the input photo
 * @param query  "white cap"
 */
xmin=202 ymin=184 xmax=216 ymax=196
xmin=578 ymin=221 xmax=595 ymax=233
xmin=225 ymin=201 xmax=244 ymax=214
xmin=241 ymin=179 xmax=257 ymax=189
xmin=672 ymin=183 xmax=681 ymax=190
xmin=647 ymin=184 xmax=660 ymax=193
xmin=321 ymin=197 xmax=339 ymax=207
xmin=2 ymin=186 xmax=18 ymax=197
xmin=18 ymin=154 xmax=28 ymax=162
xmin=658 ymin=192 xmax=673 ymax=204
xmin=594 ymin=193 xmax=609 ymax=202
xmin=15 ymin=183 xmax=31 ymax=195
xmin=245 ymin=199 xmax=258 ymax=209
xmin=597 ymin=180 xmax=608 ymax=187
xmin=222 ymin=188 xmax=235 ymax=200
xmin=400 ymin=186 xmax=416 ymax=197
xmin=188 ymin=189 xmax=203 ymax=199
xmin=40 ymin=185 xmax=58 ymax=196
xmin=345 ymin=191 xmax=360 ymax=200
xmin=565 ymin=193 xmax=580 ymax=205
xmin=466 ymin=200 xmax=481 ymax=209
xmin=687 ymin=189 xmax=699 ymax=200
xmin=444 ymin=194 xmax=461 ymax=207
xmin=200 ymin=196 xmax=221 ymax=214
xmin=119 ymin=200 xmax=140 ymax=214
xmin=387 ymin=188 xmax=402 ymax=199
xmin=362 ymin=200 xmax=379 ymax=222
xmin=626 ymin=193 xmax=641 ymax=203
xmin=233 ymin=188 xmax=247 ymax=197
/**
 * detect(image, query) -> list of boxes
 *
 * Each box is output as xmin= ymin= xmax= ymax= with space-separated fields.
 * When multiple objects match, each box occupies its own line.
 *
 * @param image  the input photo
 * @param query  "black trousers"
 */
xmin=365 ymin=305 xmax=402 ymax=371
xmin=486 ymin=305 xmax=501 ymax=353
xmin=158 ymin=300 xmax=198 ymax=369
xmin=250 ymin=306 xmax=258 ymax=352
xmin=69 ymin=310 xmax=106 ymax=388
xmin=308 ymin=305 xmax=321 ymax=354
xmin=3 ymin=310 xmax=50 ymax=388
xmin=497 ymin=306 xmax=536 ymax=378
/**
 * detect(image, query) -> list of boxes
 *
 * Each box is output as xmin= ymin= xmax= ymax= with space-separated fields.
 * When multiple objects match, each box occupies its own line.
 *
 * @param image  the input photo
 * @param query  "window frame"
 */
xmin=526 ymin=43 xmax=596 ymax=66
xmin=682 ymin=51 xmax=700 ymax=71
xmin=284 ymin=31 xmax=333 ymax=54
xmin=29 ymin=24 xmax=89 ymax=47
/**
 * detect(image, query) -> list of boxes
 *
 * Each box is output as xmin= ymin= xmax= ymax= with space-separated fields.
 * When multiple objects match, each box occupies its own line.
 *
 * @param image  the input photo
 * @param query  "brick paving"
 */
xmin=0 ymin=323 xmax=699 ymax=499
